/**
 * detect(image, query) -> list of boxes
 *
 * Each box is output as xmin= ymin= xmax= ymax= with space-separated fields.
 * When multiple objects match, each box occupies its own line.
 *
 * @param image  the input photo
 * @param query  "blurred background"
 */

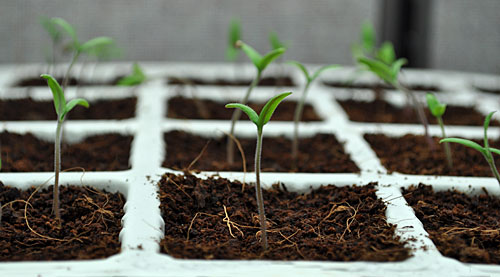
xmin=1 ymin=0 xmax=499 ymax=74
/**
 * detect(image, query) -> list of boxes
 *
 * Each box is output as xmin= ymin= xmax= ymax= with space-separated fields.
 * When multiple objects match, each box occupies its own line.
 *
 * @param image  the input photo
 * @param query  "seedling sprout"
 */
xmin=351 ymin=21 xmax=376 ymax=60
xmin=441 ymin=111 xmax=500 ymax=186
xmin=40 ymin=16 xmax=63 ymax=74
xmin=226 ymin=40 xmax=286 ymax=164
xmin=226 ymin=19 xmax=242 ymax=62
xmin=50 ymin=17 xmax=114 ymax=90
xmin=117 ymin=63 xmax=147 ymax=86
xmin=225 ymin=91 xmax=292 ymax=250
xmin=41 ymin=74 xmax=89 ymax=221
xmin=287 ymin=61 xmax=339 ymax=164
xmin=357 ymin=55 xmax=433 ymax=148
xmin=426 ymin=93 xmax=453 ymax=168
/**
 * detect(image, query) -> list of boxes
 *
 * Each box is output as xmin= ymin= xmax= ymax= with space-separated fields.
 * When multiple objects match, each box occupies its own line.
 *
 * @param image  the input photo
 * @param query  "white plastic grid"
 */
xmin=0 ymin=63 xmax=499 ymax=276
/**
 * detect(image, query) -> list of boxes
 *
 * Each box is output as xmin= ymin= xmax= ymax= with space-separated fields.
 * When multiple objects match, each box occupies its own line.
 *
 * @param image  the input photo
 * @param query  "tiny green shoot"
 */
xmin=226 ymin=18 xmax=242 ymax=62
xmin=440 ymin=112 xmax=500 ymax=186
xmin=226 ymin=40 xmax=286 ymax=164
xmin=287 ymin=61 xmax=339 ymax=163
xmin=351 ymin=21 xmax=376 ymax=60
xmin=50 ymin=17 xmax=114 ymax=90
xmin=225 ymin=91 xmax=292 ymax=250
xmin=269 ymin=31 xmax=288 ymax=50
xmin=376 ymin=41 xmax=396 ymax=65
xmin=117 ymin=63 xmax=147 ymax=86
xmin=41 ymin=74 xmax=89 ymax=221
xmin=426 ymin=93 xmax=453 ymax=168
xmin=40 ymin=16 xmax=63 ymax=73
xmin=357 ymin=56 xmax=433 ymax=148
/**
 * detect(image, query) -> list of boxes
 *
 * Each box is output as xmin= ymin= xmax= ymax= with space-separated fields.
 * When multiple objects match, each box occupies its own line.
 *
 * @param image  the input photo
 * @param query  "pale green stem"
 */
xmin=292 ymin=81 xmax=311 ymax=165
xmin=483 ymin=124 xmax=500 ymax=186
xmin=53 ymin=119 xmax=62 ymax=221
xmin=227 ymin=71 xmax=262 ymax=164
xmin=393 ymin=82 xmax=434 ymax=149
xmin=62 ymin=51 xmax=81 ymax=91
xmin=437 ymin=117 xmax=453 ymax=169
xmin=255 ymin=127 xmax=268 ymax=250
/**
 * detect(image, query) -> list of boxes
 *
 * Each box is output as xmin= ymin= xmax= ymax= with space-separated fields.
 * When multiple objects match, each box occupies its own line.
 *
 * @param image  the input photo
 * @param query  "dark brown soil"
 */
xmin=159 ymin=173 xmax=410 ymax=261
xmin=323 ymin=82 xmax=440 ymax=92
xmin=0 ymin=98 xmax=136 ymax=120
xmin=338 ymin=99 xmax=497 ymax=125
xmin=0 ymin=182 xmax=124 ymax=261
xmin=166 ymin=96 xmax=321 ymax=121
xmin=163 ymin=131 xmax=359 ymax=173
xmin=403 ymin=184 xmax=500 ymax=264
xmin=1 ymin=132 xmax=132 ymax=172
xmin=12 ymin=76 xmax=125 ymax=87
xmin=475 ymin=86 xmax=500 ymax=95
xmin=364 ymin=134 xmax=500 ymax=176
xmin=167 ymin=76 xmax=295 ymax=87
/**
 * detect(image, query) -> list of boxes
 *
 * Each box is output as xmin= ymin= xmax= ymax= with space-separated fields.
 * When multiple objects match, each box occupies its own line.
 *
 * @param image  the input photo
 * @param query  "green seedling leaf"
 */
xmin=117 ymin=63 xmax=147 ymax=86
xmin=361 ymin=21 xmax=376 ymax=53
xmin=287 ymin=61 xmax=309 ymax=81
xmin=357 ymin=57 xmax=393 ymax=84
xmin=238 ymin=41 xmax=286 ymax=72
xmin=238 ymin=41 xmax=262 ymax=69
xmin=269 ymin=31 xmax=287 ymax=50
xmin=390 ymin=58 xmax=407 ymax=80
xmin=426 ymin=93 xmax=446 ymax=117
xmin=61 ymin=98 xmax=89 ymax=120
xmin=258 ymin=92 xmax=292 ymax=126
xmin=225 ymin=103 xmax=259 ymax=125
xmin=258 ymin=47 xmax=286 ymax=72
xmin=377 ymin=42 xmax=396 ymax=65
xmin=310 ymin=65 xmax=340 ymax=83
xmin=40 ymin=16 xmax=62 ymax=42
xmin=50 ymin=17 xmax=78 ymax=47
xmin=41 ymin=74 xmax=65 ymax=117
xmin=79 ymin=37 xmax=114 ymax=53
xmin=483 ymin=111 xmax=496 ymax=151
xmin=440 ymin=138 xmax=486 ymax=155
xmin=226 ymin=19 xmax=241 ymax=61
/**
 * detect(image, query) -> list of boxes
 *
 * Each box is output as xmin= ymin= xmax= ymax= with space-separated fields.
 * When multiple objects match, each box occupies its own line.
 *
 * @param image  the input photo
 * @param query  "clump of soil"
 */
xmin=1 ymin=132 xmax=132 ymax=172
xmin=0 ymin=182 xmax=124 ymax=261
xmin=338 ymin=99 xmax=497 ymax=125
xmin=403 ymin=184 xmax=500 ymax=264
xmin=167 ymin=96 xmax=321 ymax=121
xmin=163 ymin=131 xmax=359 ymax=173
xmin=364 ymin=134 xmax=500 ymax=176
xmin=159 ymin=173 xmax=410 ymax=261
xmin=0 ymin=98 xmax=136 ymax=120
xmin=12 ymin=76 xmax=125 ymax=87
xmin=167 ymin=76 xmax=295 ymax=87
xmin=323 ymin=82 xmax=440 ymax=92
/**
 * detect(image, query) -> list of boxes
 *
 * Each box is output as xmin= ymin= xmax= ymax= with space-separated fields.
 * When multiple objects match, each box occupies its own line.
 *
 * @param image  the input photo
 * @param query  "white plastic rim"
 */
xmin=0 ymin=62 xmax=500 ymax=277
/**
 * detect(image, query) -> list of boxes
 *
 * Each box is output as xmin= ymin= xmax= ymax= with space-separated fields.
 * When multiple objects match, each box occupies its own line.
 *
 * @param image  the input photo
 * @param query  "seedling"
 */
xmin=351 ymin=21 xmax=376 ymax=60
xmin=269 ymin=31 xmax=288 ymax=50
xmin=41 ymin=74 xmax=89 ymax=221
xmin=225 ymin=91 xmax=292 ymax=250
xmin=226 ymin=40 xmax=286 ymax=164
xmin=441 ymin=112 xmax=500 ymax=186
xmin=226 ymin=19 xmax=242 ymax=62
xmin=426 ymin=94 xmax=453 ymax=168
xmin=287 ymin=61 xmax=339 ymax=163
xmin=357 ymin=56 xmax=433 ymax=148
xmin=50 ymin=17 xmax=114 ymax=90
xmin=40 ymin=16 xmax=63 ymax=74
xmin=117 ymin=63 xmax=147 ymax=86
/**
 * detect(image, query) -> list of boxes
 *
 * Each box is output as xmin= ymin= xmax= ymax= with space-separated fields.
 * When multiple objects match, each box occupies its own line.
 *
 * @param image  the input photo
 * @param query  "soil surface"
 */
xmin=338 ymin=99 xmax=497 ymax=125
xmin=323 ymin=81 xmax=440 ymax=92
xmin=0 ymin=182 xmax=124 ymax=261
xmin=475 ymin=86 xmax=500 ymax=95
xmin=364 ymin=134 xmax=500 ymax=176
xmin=1 ymin=132 xmax=132 ymax=172
xmin=167 ymin=96 xmax=321 ymax=121
xmin=167 ymin=76 xmax=295 ymax=87
xmin=163 ymin=131 xmax=359 ymax=173
xmin=12 ymin=76 xmax=125 ymax=87
xmin=403 ymin=184 xmax=500 ymax=264
xmin=0 ymin=98 xmax=136 ymax=120
xmin=159 ymin=173 xmax=410 ymax=261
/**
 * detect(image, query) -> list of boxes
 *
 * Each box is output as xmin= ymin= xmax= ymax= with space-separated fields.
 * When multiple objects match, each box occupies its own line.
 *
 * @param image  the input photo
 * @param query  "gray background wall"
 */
xmin=1 ymin=0 xmax=498 ymax=74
